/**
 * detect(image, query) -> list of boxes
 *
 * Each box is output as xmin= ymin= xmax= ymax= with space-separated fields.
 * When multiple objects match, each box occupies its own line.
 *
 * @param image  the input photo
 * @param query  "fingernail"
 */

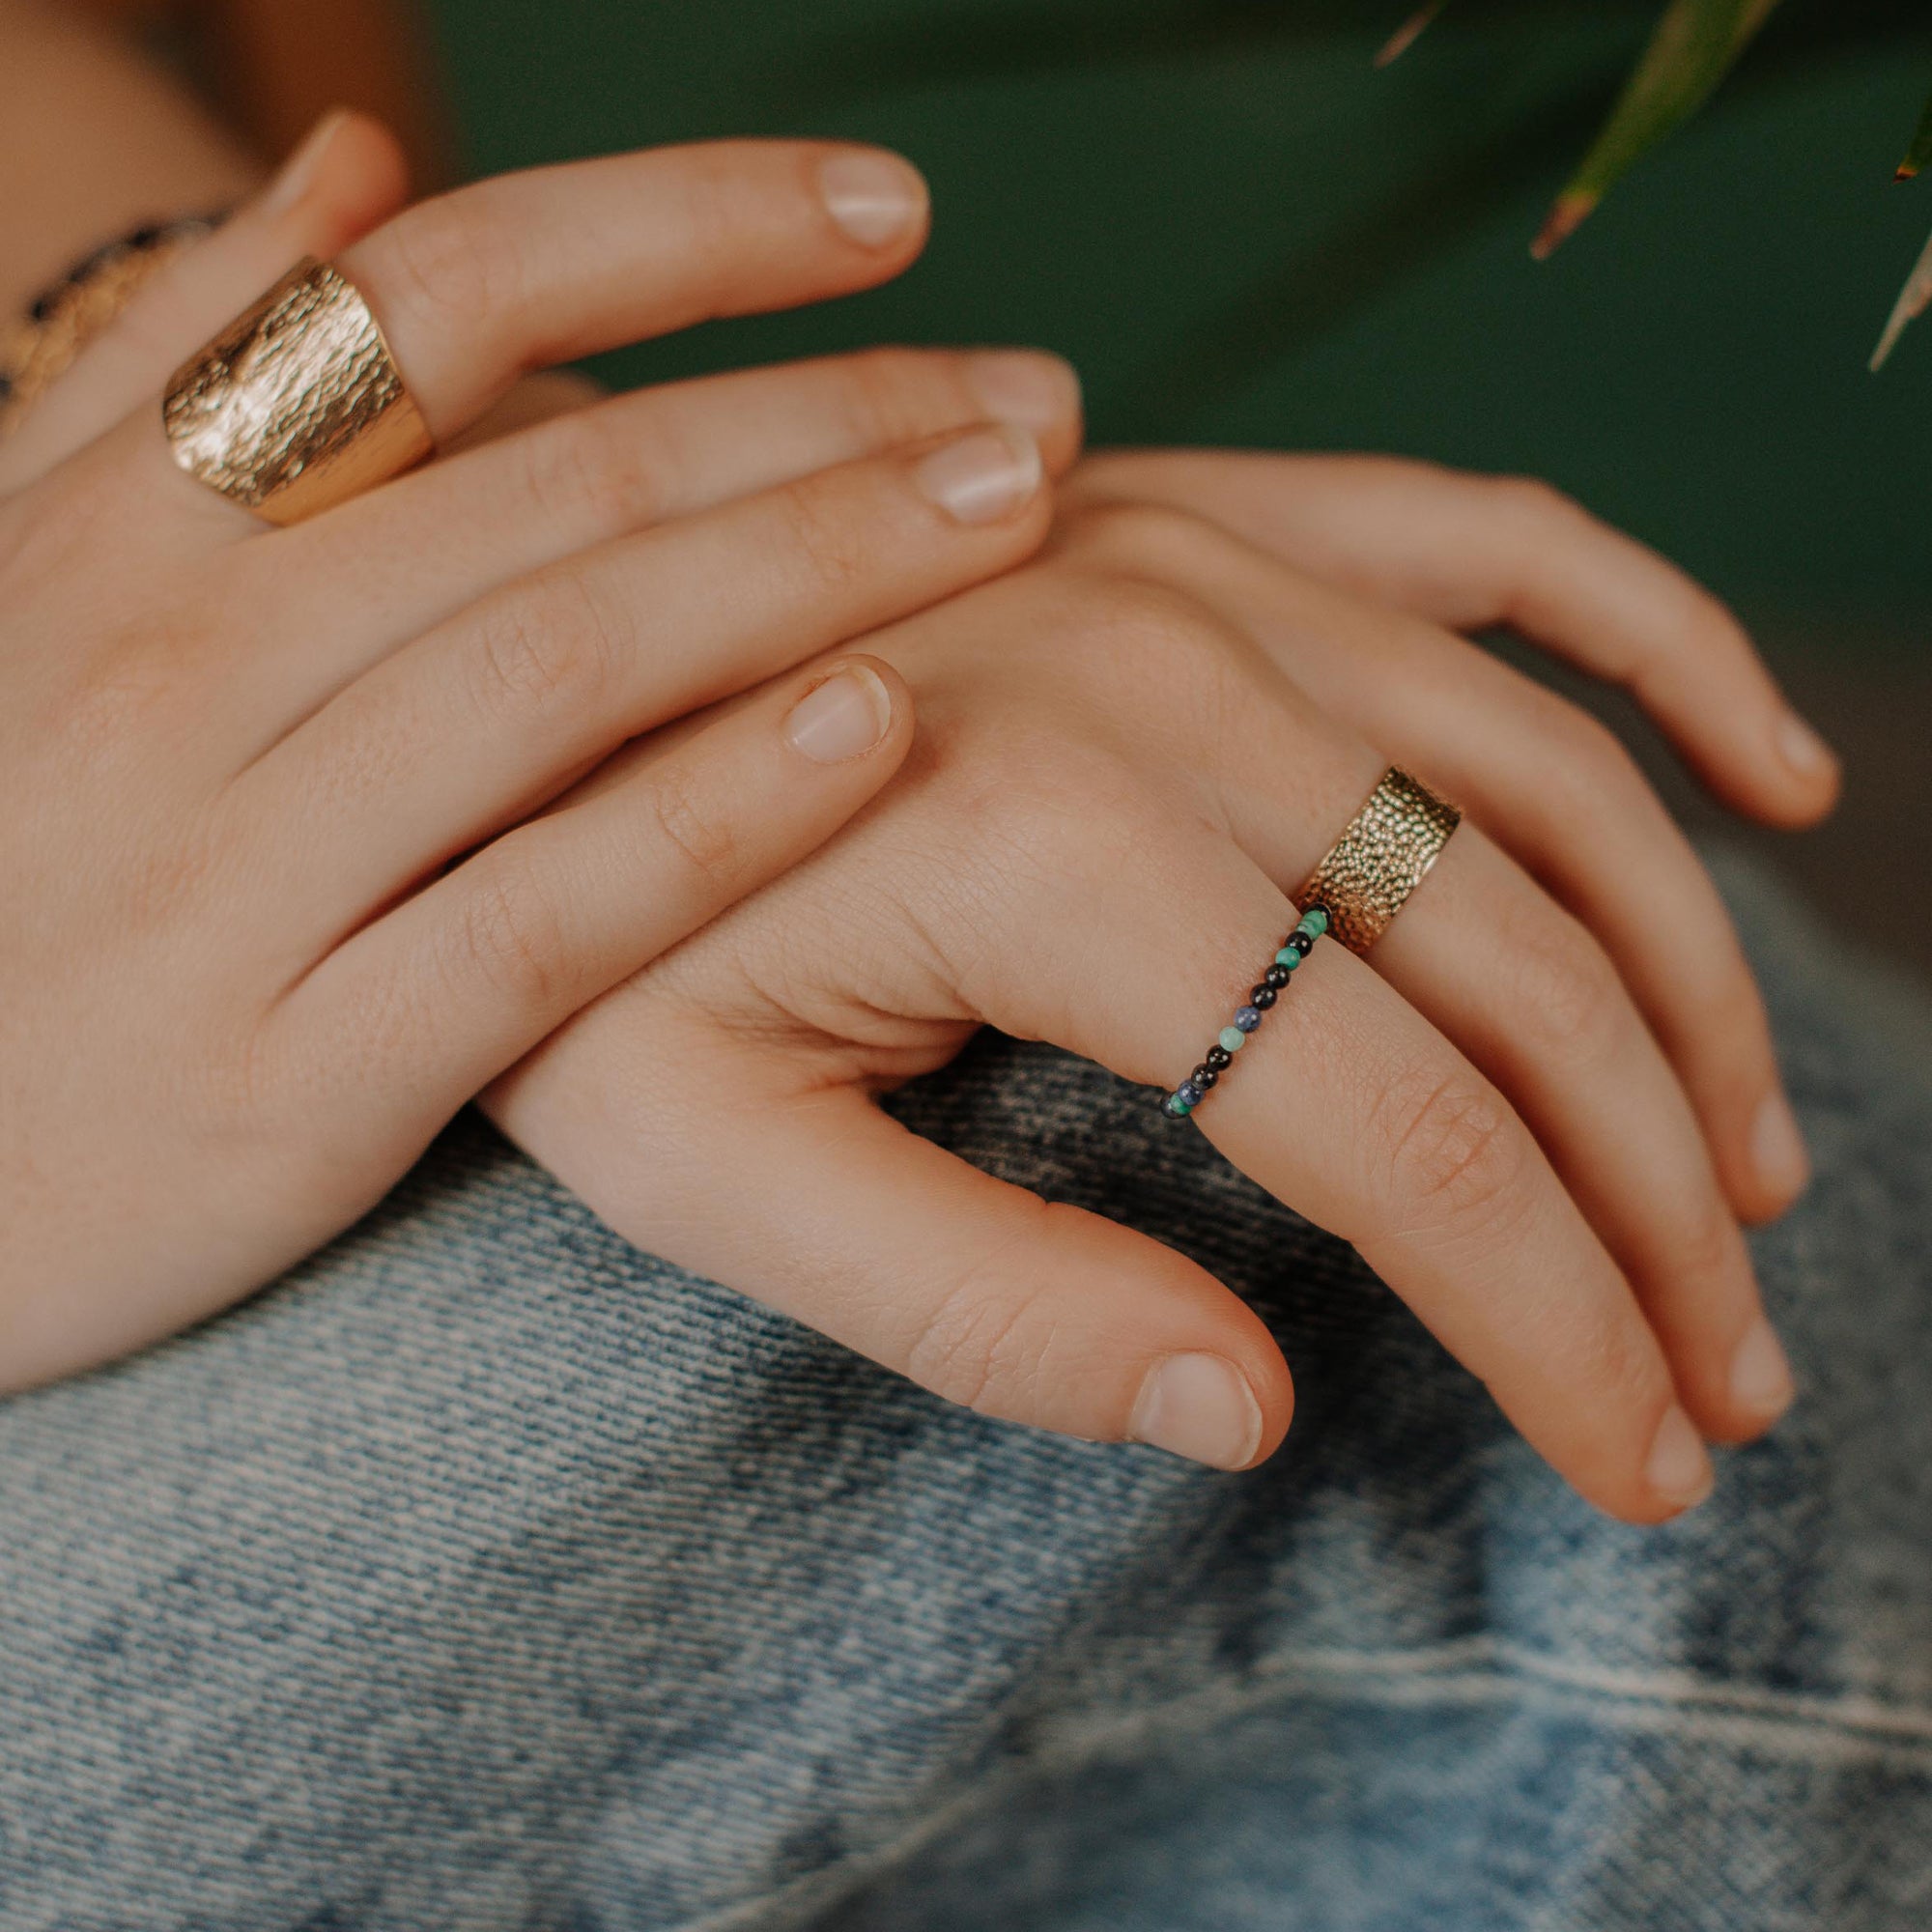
xmin=963 ymin=351 xmax=1082 ymax=433
xmin=1645 ymin=1405 xmax=1716 ymax=1511
xmin=1750 ymin=1090 xmax=1810 ymax=1202
xmin=1729 ymin=1315 xmax=1796 ymax=1422
xmin=264 ymin=108 xmax=348 ymax=216
xmin=913 ymin=425 xmax=1042 ymax=525
xmin=782 ymin=665 xmax=893 ymax=763
xmin=818 ymin=150 xmax=927 ymax=248
xmin=1776 ymin=710 xmax=1837 ymax=781
xmin=1128 ymin=1353 xmax=1264 ymax=1470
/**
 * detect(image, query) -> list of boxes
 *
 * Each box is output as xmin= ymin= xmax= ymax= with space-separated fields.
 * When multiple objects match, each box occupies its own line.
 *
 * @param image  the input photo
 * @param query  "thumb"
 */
xmin=496 ymin=1040 xmax=1293 ymax=1469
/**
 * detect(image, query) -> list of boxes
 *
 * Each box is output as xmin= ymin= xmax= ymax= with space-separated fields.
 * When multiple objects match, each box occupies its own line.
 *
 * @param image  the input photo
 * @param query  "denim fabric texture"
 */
xmin=1 ymin=851 xmax=1928 ymax=1930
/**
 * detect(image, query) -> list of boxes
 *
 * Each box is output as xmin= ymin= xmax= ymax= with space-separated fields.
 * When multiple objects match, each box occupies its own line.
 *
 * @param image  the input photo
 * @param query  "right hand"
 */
xmin=0 ymin=126 xmax=1086 ymax=1388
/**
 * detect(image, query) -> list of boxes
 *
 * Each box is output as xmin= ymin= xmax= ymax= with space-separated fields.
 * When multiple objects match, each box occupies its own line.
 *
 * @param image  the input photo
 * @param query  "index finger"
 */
xmin=62 ymin=139 xmax=935 ymax=542
xmin=335 ymin=137 xmax=931 ymax=442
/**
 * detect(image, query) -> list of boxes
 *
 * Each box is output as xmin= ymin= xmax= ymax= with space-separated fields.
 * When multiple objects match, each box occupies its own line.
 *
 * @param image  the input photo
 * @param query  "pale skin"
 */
xmin=1 ymin=8 xmax=1841 ymax=1522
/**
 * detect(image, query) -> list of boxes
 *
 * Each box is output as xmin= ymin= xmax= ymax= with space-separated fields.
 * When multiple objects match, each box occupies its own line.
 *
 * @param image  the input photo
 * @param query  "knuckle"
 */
xmin=374 ymin=191 xmax=524 ymax=340
xmin=1064 ymin=569 xmax=1229 ymax=674
xmin=1545 ymin=704 xmax=1645 ymax=814
xmin=58 ymin=640 xmax=168 ymax=756
xmin=902 ymin=1203 xmax=1056 ymax=1414
xmin=120 ymin=817 xmax=224 ymax=934
xmin=516 ymin=412 xmax=665 ymax=535
xmin=1681 ymin=590 xmax=1755 ymax=666
xmin=1064 ymin=498 xmax=1217 ymax=575
xmin=660 ymin=146 xmax=781 ymax=292
xmin=1502 ymin=909 xmax=1624 ymax=1073
xmin=1675 ymin=1194 xmax=1746 ymax=1293
xmin=843 ymin=345 xmax=955 ymax=446
xmin=1056 ymin=572 xmax=1258 ymax=735
xmin=772 ymin=472 xmax=872 ymax=593
xmin=1488 ymin=471 xmax=1587 ymax=533
xmin=1377 ymin=1068 xmax=1529 ymax=1235
xmin=465 ymin=571 xmax=623 ymax=722
xmin=450 ymin=857 xmax=569 ymax=1011
xmin=638 ymin=759 xmax=742 ymax=887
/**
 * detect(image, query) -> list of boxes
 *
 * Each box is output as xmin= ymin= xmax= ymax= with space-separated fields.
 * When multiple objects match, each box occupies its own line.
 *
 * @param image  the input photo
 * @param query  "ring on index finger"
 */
xmin=163 ymin=257 xmax=433 ymax=526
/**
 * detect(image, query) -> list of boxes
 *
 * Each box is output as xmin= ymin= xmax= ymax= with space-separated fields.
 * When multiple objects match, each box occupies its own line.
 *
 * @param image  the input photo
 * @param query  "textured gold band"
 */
xmin=1296 ymin=767 xmax=1462 ymax=954
xmin=162 ymin=257 xmax=432 ymax=526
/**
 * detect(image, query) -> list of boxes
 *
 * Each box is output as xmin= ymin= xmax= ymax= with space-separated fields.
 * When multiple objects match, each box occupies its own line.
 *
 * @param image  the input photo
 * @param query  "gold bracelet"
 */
xmin=0 ymin=213 xmax=225 ymax=442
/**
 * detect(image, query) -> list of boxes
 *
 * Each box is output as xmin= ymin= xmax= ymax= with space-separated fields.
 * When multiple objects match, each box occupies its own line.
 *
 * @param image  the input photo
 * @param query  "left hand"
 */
xmin=1062 ymin=448 xmax=1840 ymax=1217
xmin=485 ymin=456 xmax=1837 ymax=1522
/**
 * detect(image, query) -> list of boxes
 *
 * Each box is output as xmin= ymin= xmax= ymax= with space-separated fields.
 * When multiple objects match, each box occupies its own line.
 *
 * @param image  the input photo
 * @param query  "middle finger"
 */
xmin=211 ymin=345 xmax=1082 ymax=733
xmin=60 ymin=138 xmax=942 ymax=553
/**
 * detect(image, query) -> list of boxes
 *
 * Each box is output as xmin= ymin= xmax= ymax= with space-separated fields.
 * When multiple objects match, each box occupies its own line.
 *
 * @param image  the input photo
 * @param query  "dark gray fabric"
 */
xmin=1 ymin=851 xmax=1928 ymax=1929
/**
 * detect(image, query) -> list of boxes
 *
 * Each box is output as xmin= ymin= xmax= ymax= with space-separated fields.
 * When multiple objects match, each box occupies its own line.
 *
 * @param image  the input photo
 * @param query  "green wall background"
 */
xmin=424 ymin=1 xmax=1932 ymax=633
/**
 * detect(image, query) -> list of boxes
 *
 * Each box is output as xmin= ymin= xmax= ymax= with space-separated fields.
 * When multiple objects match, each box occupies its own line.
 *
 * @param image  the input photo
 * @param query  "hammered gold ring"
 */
xmin=1295 ymin=767 xmax=1462 ymax=954
xmin=162 ymin=257 xmax=433 ymax=526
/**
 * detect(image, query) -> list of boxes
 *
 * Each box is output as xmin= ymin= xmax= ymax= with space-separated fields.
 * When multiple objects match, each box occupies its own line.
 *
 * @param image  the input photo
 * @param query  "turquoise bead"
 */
xmin=1162 ymin=1092 xmax=1194 ymax=1119
xmin=1218 ymin=1026 xmax=1246 ymax=1054
xmin=1297 ymin=906 xmax=1329 ymax=940
xmin=1274 ymin=948 xmax=1302 ymax=970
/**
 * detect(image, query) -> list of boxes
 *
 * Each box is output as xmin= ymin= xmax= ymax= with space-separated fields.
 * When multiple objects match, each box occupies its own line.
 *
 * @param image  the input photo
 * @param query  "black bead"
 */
xmin=1289 ymin=931 xmax=1314 ymax=956
xmin=1205 ymin=1045 xmax=1233 ymax=1071
xmin=1264 ymin=963 xmax=1292 ymax=989
xmin=1191 ymin=1064 xmax=1219 ymax=1090
xmin=1249 ymin=984 xmax=1277 ymax=1009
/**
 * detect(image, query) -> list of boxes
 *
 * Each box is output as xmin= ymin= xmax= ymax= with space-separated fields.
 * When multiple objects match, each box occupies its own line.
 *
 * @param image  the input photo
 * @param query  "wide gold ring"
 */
xmin=1296 ymin=767 xmax=1462 ymax=954
xmin=162 ymin=257 xmax=433 ymax=526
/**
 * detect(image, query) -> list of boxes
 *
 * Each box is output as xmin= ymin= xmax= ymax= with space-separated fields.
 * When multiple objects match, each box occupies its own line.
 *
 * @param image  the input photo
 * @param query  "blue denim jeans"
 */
xmin=3 ymin=851 xmax=1929 ymax=1930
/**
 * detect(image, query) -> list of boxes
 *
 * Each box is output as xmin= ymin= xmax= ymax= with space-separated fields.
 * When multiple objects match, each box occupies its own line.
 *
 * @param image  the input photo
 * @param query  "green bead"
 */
xmin=1274 ymin=948 xmax=1302 ymax=970
xmin=1218 ymin=1026 xmax=1246 ymax=1054
xmin=1297 ymin=906 xmax=1328 ymax=939
xmin=1162 ymin=1093 xmax=1194 ymax=1119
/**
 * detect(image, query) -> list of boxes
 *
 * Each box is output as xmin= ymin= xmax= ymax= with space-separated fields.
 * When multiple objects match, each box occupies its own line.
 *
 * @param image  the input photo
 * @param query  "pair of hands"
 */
xmin=0 ymin=114 xmax=1836 ymax=1522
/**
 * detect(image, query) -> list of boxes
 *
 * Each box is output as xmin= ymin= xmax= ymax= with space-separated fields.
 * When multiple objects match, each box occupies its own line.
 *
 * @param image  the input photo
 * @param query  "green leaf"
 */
xmin=1533 ymin=0 xmax=1782 ymax=258
xmin=1375 ymin=4 xmax=1445 ymax=69
xmin=1871 ymin=218 xmax=1932 ymax=370
xmin=1894 ymin=87 xmax=1932 ymax=182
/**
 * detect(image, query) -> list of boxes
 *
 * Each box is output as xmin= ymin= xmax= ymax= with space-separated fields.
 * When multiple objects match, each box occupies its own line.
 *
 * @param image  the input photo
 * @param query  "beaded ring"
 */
xmin=1160 ymin=905 xmax=1328 ymax=1121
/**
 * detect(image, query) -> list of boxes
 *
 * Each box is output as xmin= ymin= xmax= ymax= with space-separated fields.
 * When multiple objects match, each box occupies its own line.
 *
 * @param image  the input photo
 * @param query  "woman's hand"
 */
xmin=487 ymin=476 xmax=1832 ymax=1526
xmin=1063 ymin=449 xmax=1839 ymax=1222
xmin=0 ymin=127 xmax=1085 ymax=1389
